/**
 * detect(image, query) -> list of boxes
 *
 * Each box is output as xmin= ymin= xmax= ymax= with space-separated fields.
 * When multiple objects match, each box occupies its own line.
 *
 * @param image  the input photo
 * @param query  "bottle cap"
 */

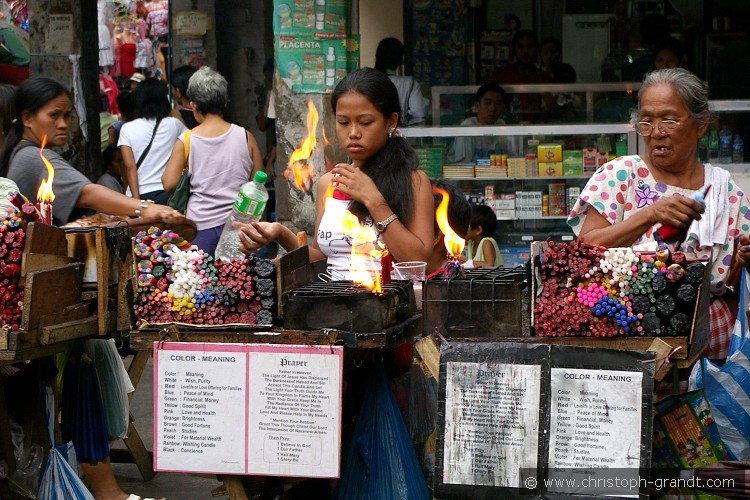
xmin=253 ymin=171 xmax=268 ymax=184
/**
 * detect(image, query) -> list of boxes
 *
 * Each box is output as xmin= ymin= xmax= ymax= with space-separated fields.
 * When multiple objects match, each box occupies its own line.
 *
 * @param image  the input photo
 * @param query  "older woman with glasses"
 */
xmin=567 ymin=68 xmax=750 ymax=361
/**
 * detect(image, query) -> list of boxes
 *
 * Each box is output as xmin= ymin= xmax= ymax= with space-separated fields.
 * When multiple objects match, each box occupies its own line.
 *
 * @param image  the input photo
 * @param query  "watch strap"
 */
xmin=376 ymin=213 xmax=399 ymax=233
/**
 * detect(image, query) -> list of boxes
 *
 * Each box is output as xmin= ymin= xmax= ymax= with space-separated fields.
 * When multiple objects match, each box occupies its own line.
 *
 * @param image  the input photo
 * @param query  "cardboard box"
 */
xmin=537 ymin=143 xmax=562 ymax=163
xmin=567 ymin=187 xmax=580 ymax=212
xmin=538 ymin=162 xmax=563 ymax=177
xmin=562 ymin=150 xmax=583 ymax=176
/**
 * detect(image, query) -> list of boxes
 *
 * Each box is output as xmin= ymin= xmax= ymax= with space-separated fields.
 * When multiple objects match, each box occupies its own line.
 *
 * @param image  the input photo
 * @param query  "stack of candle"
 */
xmin=534 ymin=240 xmax=704 ymax=337
xmin=133 ymin=227 xmax=276 ymax=326
xmin=0 ymin=195 xmax=53 ymax=329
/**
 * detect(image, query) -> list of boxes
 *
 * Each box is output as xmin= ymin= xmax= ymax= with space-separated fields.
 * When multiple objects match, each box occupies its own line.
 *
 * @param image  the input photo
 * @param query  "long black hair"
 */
xmin=134 ymin=77 xmax=171 ymax=120
xmin=0 ymin=77 xmax=70 ymax=177
xmin=331 ymin=67 xmax=419 ymax=224
xmin=0 ymin=84 xmax=17 ymax=139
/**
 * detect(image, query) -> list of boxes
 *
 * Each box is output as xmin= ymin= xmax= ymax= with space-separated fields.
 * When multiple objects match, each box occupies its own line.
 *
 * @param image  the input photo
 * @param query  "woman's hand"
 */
xmin=142 ymin=203 xmax=187 ymax=224
xmin=645 ymin=194 xmax=704 ymax=228
xmin=236 ymin=221 xmax=283 ymax=254
xmin=736 ymin=235 xmax=750 ymax=268
xmin=330 ymin=163 xmax=384 ymax=208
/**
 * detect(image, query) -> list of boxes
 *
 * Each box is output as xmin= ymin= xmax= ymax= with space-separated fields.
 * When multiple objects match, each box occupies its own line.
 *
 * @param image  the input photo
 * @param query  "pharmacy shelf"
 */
xmin=497 ymin=216 xmax=568 ymax=221
xmin=446 ymin=176 xmax=591 ymax=181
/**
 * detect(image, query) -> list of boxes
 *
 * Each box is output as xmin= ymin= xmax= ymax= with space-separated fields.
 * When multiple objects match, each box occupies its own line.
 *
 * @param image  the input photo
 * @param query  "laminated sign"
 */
xmin=435 ymin=342 xmax=654 ymax=498
xmin=154 ymin=342 xmax=343 ymax=477
xmin=272 ymin=0 xmax=349 ymax=37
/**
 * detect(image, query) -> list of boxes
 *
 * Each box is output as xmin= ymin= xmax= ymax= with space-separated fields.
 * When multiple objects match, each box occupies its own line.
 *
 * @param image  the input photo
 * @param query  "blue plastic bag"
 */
xmin=335 ymin=363 xmax=430 ymax=500
xmin=38 ymin=443 xmax=94 ymax=500
xmin=690 ymin=270 xmax=750 ymax=460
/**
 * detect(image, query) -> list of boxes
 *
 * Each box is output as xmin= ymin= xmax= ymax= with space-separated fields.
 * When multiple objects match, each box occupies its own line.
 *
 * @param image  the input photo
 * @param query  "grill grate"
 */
xmin=424 ymin=266 xmax=529 ymax=337
xmin=282 ymin=280 xmax=415 ymax=332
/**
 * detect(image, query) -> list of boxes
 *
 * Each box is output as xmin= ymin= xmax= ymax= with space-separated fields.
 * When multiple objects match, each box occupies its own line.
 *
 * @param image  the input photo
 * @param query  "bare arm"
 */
xmin=473 ymin=239 xmax=496 ymax=267
xmin=76 ymin=183 xmax=181 ymax=220
xmin=162 ymin=140 xmax=186 ymax=192
xmin=119 ymin=145 xmax=140 ymax=199
xmin=247 ymin=131 xmax=264 ymax=177
xmin=579 ymin=195 xmax=704 ymax=247
xmin=332 ymin=165 xmax=434 ymax=262
xmin=236 ymin=173 xmax=329 ymax=262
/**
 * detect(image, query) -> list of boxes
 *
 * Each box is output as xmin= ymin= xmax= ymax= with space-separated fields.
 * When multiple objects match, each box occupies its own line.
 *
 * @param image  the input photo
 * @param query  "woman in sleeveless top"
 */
xmin=234 ymin=68 xmax=435 ymax=280
xmin=163 ymin=66 xmax=262 ymax=255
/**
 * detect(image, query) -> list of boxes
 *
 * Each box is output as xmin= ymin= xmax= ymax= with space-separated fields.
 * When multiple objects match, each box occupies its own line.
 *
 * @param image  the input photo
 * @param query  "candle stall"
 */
xmin=126 ymin=235 xmax=422 ymax=499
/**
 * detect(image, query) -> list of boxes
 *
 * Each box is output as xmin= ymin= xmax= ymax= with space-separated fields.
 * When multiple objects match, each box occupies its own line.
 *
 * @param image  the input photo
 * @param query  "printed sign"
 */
xmin=173 ymin=11 xmax=209 ymax=36
xmin=275 ymin=35 xmax=359 ymax=94
xmin=46 ymin=14 xmax=74 ymax=54
xmin=154 ymin=342 xmax=343 ymax=477
xmin=272 ymin=0 xmax=349 ymax=37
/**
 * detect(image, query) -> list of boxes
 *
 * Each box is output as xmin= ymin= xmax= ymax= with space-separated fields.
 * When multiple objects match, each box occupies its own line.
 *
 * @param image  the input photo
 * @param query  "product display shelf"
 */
xmin=443 ymin=175 xmax=592 ymax=181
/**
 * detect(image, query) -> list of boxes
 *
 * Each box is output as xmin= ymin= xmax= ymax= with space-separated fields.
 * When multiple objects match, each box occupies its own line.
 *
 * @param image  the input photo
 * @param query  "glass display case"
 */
xmin=401 ymin=123 xmax=638 ymax=265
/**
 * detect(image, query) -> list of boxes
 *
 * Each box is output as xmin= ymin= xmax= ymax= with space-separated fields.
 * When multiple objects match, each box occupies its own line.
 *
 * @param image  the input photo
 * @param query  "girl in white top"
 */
xmin=234 ymin=68 xmax=435 ymax=279
xmin=464 ymin=204 xmax=504 ymax=268
xmin=119 ymin=77 xmax=186 ymax=204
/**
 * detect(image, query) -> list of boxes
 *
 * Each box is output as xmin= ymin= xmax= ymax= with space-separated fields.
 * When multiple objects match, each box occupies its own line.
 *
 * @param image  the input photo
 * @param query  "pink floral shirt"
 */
xmin=567 ymin=155 xmax=750 ymax=296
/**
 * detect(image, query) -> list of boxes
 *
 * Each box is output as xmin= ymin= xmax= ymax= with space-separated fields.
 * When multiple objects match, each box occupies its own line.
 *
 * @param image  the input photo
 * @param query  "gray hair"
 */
xmin=186 ymin=66 xmax=228 ymax=115
xmin=632 ymin=68 xmax=710 ymax=126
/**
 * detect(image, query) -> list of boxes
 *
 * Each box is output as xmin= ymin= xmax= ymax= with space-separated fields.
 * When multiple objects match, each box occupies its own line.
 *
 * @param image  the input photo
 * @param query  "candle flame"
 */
xmin=434 ymin=187 xmax=465 ymax=259
xmin=284 ymin=100 xmax=318 ymax=191
xmin=339 ymin=209 xmax=385 ymax=293
xmin=36 ymin=135 xmax=55 ymax=204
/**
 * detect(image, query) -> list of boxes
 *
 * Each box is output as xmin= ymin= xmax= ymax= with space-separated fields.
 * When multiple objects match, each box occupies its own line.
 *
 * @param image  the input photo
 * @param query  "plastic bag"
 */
xmin=38 ymin=444 xmax=95 ymax=500
xmin=690 ymin=270 xmax=750 ymax=460
xmin=85 ymin=338 xmax=134 ymax=439
xmin=335 ymin=363 xmax=429 ymax=500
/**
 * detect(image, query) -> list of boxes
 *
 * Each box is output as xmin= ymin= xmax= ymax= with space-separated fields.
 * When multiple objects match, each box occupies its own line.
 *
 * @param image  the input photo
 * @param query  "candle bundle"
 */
xmin=0 ymin=198 xmax=50 ymax=329
xmin=133 ymin=227 xmax=276 ymax=326
xmin=534 ymin=240 xmax=703 ymax=337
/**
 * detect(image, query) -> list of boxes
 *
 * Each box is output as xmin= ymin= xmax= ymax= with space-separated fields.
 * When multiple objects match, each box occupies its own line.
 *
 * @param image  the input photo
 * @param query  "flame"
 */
xmin=284 ymin=100 xmax=318 ymax=191
xmin=36 ymin=135 xmax=55 ymax=204
xmin=434 ymin=187 xmax=465 ymax=259
xmin=339 ymin=209 xmax=385 ymax=293
xmin=322 ymin=126 xmax=330 ymax=146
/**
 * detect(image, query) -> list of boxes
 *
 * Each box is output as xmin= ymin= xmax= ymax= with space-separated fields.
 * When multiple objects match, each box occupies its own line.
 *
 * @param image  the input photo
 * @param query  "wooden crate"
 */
xmin=0 ymin=223 xmax=95 ymax=359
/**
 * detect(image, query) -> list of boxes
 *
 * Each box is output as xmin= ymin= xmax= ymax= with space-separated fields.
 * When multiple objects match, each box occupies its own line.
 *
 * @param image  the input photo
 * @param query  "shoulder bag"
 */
xmin=167 ymin=130 xmax=191 ymax=213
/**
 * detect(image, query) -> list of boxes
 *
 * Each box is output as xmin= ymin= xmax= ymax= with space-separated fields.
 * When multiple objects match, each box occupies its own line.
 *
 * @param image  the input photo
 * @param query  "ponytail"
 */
xmin=348 ymin=135 xmax=419 ymax=224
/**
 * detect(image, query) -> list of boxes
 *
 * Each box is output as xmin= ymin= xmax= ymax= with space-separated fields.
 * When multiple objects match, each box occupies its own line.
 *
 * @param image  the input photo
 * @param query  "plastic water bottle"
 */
xmin=732 ymin=135 xmax=744 ymax=163
xmin=718 ymin=125 xmax=732 ymax=163
xmin=214 ymin=171 xmax=269 ymax=261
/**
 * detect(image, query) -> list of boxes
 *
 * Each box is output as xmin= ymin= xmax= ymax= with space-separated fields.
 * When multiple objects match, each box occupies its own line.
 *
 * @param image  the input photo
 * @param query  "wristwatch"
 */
xmin=375 ymin=213 xmax=399 ymax=233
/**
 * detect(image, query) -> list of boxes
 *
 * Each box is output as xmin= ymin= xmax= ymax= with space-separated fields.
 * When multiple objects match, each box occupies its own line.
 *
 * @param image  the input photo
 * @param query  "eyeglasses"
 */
xmin=634 ymin=120 xmax=681 ymax=136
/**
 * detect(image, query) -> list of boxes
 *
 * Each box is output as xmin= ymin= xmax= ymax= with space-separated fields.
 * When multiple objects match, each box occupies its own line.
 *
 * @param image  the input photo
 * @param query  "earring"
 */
xmin=388 ymin=129 xmax=394 ymax=138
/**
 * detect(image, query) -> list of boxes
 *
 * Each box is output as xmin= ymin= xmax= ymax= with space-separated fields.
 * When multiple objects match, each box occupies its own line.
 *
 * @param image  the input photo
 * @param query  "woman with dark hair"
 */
xmin=235 ymin=67 xmax=435 ymax=278
xmin=0 ymin=76 xmax=180 ymax=500
xmin=162 ymin=66 xmax=263 ymax=255
xmin=374 ymin=37 xmax=428 ymax=126
xmin=118 ymin=77 xmax=186 ymax=203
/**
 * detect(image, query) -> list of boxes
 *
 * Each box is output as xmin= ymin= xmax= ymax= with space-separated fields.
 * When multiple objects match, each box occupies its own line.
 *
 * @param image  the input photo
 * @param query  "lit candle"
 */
xmin=36 ymin=135 xmax=55 ymax=224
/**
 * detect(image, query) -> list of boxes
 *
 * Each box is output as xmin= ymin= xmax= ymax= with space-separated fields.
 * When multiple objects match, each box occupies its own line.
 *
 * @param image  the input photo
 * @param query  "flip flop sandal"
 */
xmin=125 ymin=495 xmax=166 ymax=500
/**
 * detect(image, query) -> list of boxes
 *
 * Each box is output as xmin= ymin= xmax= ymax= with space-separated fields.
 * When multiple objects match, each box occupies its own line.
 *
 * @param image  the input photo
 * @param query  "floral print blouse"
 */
xmin=567 ymin=155 xmax=750 ymax=296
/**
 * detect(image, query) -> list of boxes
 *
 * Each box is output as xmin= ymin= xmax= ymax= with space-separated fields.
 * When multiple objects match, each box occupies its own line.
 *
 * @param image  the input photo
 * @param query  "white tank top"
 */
xmin=316 ymin=197 xmax=385 ymax=280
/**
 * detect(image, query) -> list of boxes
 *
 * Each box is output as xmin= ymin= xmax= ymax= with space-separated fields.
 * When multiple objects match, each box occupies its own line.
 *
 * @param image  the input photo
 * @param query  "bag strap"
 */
xmin=181 ymin=129 xmax=191 ymax=168
xmin=136 ymin=118 xmax=162 ymax=169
